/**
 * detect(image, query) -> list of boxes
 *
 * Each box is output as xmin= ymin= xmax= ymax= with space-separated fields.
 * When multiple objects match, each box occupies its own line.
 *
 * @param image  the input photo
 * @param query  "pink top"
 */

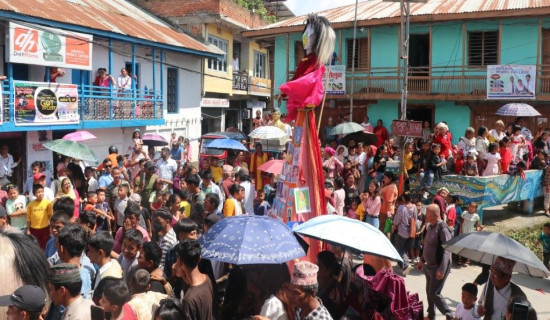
xmin=364 ymin=195 xmax=381 ymax=216
xmin=323 ymin=157 xmax=343 ymax=179
xmin=185 ymin=144 xmax=192 ymax=162
xmin=347 ymin=208 xmax=357 ymax=219
xmin=333 ymin=189 xmax=345 ymax=216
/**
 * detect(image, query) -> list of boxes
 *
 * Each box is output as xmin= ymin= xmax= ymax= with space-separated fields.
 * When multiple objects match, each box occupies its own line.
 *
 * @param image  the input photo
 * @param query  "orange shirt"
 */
xmin=96 ymin=153 xmax=119 ymax=171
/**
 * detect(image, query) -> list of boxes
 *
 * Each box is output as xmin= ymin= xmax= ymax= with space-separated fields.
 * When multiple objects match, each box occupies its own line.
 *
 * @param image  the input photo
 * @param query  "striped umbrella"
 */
xmin=495 ymin=103 xmax=541 ymax=117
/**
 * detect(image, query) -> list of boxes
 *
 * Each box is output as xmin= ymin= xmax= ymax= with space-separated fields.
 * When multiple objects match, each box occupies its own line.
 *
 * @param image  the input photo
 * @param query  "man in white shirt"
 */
xmin=156 ymin=147 xmax=177 ymax=190
xmin=524 ymin=74 xmax=535 ymax=95
xmin=235 ymin=168 xmax=255 ymax=215
xmin=199 ymin=170 xmax=224 ymax=213
xmin=477 ymin=256 xmax=528 ymax=320
xmin=0 ymin=144 xmax=20 ymax=185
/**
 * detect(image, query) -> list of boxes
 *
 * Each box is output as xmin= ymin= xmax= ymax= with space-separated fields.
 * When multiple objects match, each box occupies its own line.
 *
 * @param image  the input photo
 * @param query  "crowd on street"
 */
xmin=0 ymin=113 xmax=548 ymax=320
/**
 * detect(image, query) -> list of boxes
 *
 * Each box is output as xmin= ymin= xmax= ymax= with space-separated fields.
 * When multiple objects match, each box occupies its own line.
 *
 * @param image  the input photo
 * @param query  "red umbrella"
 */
xmin=257 ymin=159 xmax=284 ymax=174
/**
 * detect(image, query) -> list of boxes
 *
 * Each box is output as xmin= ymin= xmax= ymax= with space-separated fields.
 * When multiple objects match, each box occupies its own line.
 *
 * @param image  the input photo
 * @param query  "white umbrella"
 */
xmin=294 ymin=215 xmax=403 ymax=263
xmin=248 ymin=126 xmax=288 ymax=139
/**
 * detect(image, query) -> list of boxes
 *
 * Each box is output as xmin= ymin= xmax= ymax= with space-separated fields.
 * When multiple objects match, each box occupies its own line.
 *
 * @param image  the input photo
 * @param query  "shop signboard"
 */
xmin=487 ymin=65 xmax=536 ymax=100
xmin=323 ymin=65 xmax=346 ymax=95
xmin=8 ymin=21 xmax=93 ymax=70
xmin=14 ymin=81 xmax=79 ymax=126
xmin=391 ymin=120 xmax=423 ymax=137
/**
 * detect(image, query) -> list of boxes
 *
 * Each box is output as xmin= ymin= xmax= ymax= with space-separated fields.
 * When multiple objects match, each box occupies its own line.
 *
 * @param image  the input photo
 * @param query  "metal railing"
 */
xmin=287 ymin=65 xmax=550 ymax=97
xmin=1 ymin=82 xmax=163 ymax=124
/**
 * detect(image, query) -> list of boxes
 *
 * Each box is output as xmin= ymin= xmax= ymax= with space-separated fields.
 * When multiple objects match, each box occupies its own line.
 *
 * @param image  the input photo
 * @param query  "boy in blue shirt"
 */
xmin=535 ymin=223 xmax=550 ymax=269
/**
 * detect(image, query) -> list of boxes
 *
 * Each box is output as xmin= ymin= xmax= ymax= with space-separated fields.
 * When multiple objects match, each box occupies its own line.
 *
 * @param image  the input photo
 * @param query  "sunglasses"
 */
xmin=105 ymin=165 xmax=112 ymax=168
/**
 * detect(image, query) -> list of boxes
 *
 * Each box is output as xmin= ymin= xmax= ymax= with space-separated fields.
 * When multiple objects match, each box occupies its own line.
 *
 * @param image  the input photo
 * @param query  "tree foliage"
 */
xmin=232 ymin=0 xmax=276 ymax=22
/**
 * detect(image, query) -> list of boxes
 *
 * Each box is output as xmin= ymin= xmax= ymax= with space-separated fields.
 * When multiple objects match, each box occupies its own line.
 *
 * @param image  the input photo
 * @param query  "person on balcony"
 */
xmin=117 ymin=68 xmax=137 ymax=93
xmin=45 ymin=67 xmax=65 ymax=83
xmin=94 ymin=68 xmax=116 ymax=89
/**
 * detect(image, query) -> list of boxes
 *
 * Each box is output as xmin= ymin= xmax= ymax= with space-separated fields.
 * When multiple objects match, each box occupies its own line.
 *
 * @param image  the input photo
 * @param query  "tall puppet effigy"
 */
xmin=274 ymin=14 xmax=335 ymax=260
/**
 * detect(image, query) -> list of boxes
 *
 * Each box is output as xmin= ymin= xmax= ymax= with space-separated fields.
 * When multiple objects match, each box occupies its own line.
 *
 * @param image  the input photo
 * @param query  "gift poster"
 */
xmin=14 ymin=81 xmax=79 ymax=125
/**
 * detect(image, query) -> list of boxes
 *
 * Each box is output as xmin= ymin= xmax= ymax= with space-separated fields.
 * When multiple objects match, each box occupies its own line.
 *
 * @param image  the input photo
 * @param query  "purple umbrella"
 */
xmin=62 ymin=131 xmax=97 ymax=142
xmin=142 ymin=133 xmax=168 ymax=147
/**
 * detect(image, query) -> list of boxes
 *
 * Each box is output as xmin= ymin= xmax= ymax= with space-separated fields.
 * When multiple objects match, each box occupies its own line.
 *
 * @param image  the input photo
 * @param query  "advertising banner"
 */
xmin=9 ymin=21 xmax=93 ymax=70
xmin=323 ymin=65 xmax=346 ymax=95
xmin=14 ymin=81 xmax=79 ymax=126
xmin=487 ymin=65 xmax=536 ymax=100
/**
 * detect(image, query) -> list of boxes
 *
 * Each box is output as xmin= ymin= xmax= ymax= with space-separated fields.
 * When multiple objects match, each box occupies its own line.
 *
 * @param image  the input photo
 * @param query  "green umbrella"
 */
xmin=43 ymin=139 xmax=99 ymax=163
xmin=327 ymin=122 xmax=365 ymax=136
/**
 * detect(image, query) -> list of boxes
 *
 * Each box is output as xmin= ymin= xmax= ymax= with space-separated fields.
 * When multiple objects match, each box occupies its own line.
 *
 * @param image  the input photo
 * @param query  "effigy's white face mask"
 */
xmin=302 ymin=25 xmax=314 ymax=53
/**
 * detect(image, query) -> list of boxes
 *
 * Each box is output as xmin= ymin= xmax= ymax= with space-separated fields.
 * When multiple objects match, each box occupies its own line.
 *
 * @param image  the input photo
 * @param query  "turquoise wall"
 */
xmin=500 ymin=19 xmax=538 ymax=65
xmin=367 ymin=100 xmax=398 ymax=134
xmin=370 ymin=26 xmax=399 ymax=72
xmin=434 ymin=102 xmax=471 ymax=144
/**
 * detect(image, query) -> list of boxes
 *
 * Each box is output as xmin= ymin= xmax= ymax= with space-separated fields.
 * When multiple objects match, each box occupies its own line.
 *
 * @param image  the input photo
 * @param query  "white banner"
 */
xmin=487 ymin=65 xmax=536 ymax=100
xmin=8 ymin=21 xmax=93 ymax=70
xmin=323 ymin=65 xmax=346 ymax=95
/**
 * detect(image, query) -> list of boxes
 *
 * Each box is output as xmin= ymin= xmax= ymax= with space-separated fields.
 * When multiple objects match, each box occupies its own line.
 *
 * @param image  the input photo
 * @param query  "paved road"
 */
xmin=402 ymin=262 xmax=550 ymax=319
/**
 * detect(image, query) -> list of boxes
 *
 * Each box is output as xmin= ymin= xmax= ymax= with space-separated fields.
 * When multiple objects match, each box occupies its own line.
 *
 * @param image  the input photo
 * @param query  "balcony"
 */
xmin=2 ymin=82 xmax=164 ymax=131
xmin=287 ymin=65 xmax=550 ymax=101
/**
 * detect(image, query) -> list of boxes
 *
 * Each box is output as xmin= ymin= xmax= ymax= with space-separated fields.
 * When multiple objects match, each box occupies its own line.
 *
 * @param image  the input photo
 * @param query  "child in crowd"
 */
xmin=78 ymin=210 xmax=97 ymax=238
xmin=458 ymin=127 xmax=477 ymax=156
xmin=453 ymin=150 xmax=464 ymax=175
xmin=482 ymin=143 xmax=501 ymax=176
xmin=422 ymin=144 xmax=446 ymax=198
xmin=99 ymin=279 xmax=136 ymax=320
xmin=117 ymin=228 xmax=143 ymax=284
xmin=347 ymin=199 xmax=359 ymax=219
xmin=499 ymin=137 xmax=512 ymax=174
xmin=459 ymin=202 xmax=482 ymax=267
xmin=530 ymin=149 xmax=547 ymax=170
xmin=253 ymin=189 xmax=271 ymax=216
xmin=409 ymin=200 xmax=425 ymax=264
xmin=95 ymin=189 xmax=113 ymax=232
xmin=179 ymin=190 xmax=191 ymax=219
xmin=463 ymin=153 xmax=478 ymax=176
xmin=455 ymin=283 xmax=481 ymax=320
xmin=85 ymin=191 xmax=114 ymax=232
xmin=115 ymin=184 xmax=130 ymax=230
xmin=534 ymin=223 xmax=550 ymax=269
xmin=6 ymin=184 xmax=28 ymax=233
xmin=152 ymin=190 xmax=168 ymax=213
xmin=26 ymin=184 xmax=53 ymax=249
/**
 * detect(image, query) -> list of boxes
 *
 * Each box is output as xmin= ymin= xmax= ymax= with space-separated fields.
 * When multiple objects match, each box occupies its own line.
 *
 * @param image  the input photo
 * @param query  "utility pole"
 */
xmin=349 ymin=0 xmax=359 ymax=122
xmin=398 ymin=0 xmax=411 ymax=193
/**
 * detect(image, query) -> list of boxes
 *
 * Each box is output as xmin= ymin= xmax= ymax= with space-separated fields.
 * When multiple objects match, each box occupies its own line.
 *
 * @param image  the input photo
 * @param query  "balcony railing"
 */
xmin=2 ymin=82 xmax=163 ymax=124
xmin=287 ymin=65 xmax=550 ymax=98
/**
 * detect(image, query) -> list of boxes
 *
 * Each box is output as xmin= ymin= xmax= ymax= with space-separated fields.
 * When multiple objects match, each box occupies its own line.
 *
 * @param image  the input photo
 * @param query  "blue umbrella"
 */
xmin=199 ymin=215 xmax=306 ymax=264
xmin=294 ymin=215 xmax=403 ymax=263
xmin=206 ymin=138 xmax=248 ymax=152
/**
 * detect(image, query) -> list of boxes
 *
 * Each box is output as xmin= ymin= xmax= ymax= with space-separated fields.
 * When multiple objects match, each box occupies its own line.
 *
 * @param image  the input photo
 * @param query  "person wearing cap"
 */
xmin=417 ymin=204 xmax=453 ymax=320
xmin=48 ymin=263 xmax=94 ymax=320
xmin=286 ymin=260 xmax=332 ymax=319
xmin=29 ymin=172 xmax=55 ymax=202
xmin=477 ymin=256 xmax=528 ymax=320
xmin=322 ymin=147 xmax=343 ymax=179
xmin=234 ymin=168 xmax=255 ymax=215
xmin=0 ymin=285 xmax=46 ymax=320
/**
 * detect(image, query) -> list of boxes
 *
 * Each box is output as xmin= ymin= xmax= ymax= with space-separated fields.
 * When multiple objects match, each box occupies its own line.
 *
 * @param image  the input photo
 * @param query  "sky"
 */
xmin=284 ymin=0 xmax=367 ymax=16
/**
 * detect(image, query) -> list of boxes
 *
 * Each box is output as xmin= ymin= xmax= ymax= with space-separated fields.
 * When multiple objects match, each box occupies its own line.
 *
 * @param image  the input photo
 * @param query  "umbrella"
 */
xmin=62 ymin=131 xmax=97 ymax=142
xmin=293 ymin=215 xmax=403 ymax=263
xmin=340 ymin=131 xmax=378 ymax=147
xmin=248 ymin=126 xmax=288 ymax=139
xmin=142 ymin=133 xmax=168 ymax=146
xmin=442 ymin=232 xmax=550 ymax=278
xmin=327 ymin=122 xmax=364 ymax=136
xmin=43 ymin=139 xmax=98 ymax=163
xmin=257 ymin=159 xmax=284 ymax=174
xmin=207 ymin=138 xmax=248 ymax=152
xmin=495 ymin=103 xmax=541 ymax=117
xmin=199 ymin=215 xmax=306 ymax=264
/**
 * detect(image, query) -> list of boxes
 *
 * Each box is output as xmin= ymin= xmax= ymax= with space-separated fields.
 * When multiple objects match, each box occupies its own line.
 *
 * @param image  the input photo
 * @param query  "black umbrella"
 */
xmin=340 ymin=131 xmax=378 ymax=147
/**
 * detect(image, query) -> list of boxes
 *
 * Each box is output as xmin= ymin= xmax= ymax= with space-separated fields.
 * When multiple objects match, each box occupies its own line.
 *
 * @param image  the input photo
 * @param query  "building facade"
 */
xmin=135 ymin=0 xmax=276 ymax=135
xmin=245 ymin=0 xmax=550 ymax=143
xmin=0 ymin=0 xmax=219 ymax=188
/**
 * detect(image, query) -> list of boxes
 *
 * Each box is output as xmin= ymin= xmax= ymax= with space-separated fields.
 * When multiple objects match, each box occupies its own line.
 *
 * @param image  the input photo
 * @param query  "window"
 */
xmin=468 ymin=31 xmax=499 ymax=66
xmin=207 ymin=35 xmax=229 ymax=72
xmin=346 ymin=38 xmax=368 ymax=69
xmin=167 ymin=68 xmax=178 ymax=113
xmin=253 ymin=51 xmax=266 ymax=78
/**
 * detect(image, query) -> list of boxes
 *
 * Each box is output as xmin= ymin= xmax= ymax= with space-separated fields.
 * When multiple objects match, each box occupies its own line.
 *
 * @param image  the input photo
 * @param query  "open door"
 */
xmin=408 ymin=34 xmax=430 ymax=92
xmin=541 ymin=29 xmax=550 ymax=93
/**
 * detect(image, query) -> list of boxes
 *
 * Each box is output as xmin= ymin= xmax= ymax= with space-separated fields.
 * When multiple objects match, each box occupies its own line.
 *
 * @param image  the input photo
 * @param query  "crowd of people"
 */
xmin=0 ymin=111 xmax=549 ymax=320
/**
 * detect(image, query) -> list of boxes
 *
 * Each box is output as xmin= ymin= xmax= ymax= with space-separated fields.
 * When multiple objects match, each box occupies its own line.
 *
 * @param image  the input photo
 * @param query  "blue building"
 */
xmin=243 ymin=0 xmax=550 ymax=144
xmin=0 ymin=0 xmax=220 ymax=186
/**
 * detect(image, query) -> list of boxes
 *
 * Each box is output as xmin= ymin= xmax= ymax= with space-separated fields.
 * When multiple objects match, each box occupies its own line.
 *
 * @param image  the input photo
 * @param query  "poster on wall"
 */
xmin=487 ymin=65 xmax=536 ymax=100
xmin=8 ymin=21 xmax=93 ymax=70
xmin=14 ymin=81 xmax=79 ymax=126
xmin=322 ymin=65 xmax=346 ymax=95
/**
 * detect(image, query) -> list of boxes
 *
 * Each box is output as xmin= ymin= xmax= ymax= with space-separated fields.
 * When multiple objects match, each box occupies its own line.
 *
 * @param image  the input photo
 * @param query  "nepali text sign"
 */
xmin=323 ymin=65 xmax=346 ymax=95
xmin=9 ymin=21 xmax=93 ymax=70
xmin=487 ymin=65 xmax=536 ymax=100
xmin=200 ymin=98 xmax=230 ymax=108
xmin=391 ymin=120 xmax=423 ymax=137
xmin=14 ymin=81 xmax=79 ymax=126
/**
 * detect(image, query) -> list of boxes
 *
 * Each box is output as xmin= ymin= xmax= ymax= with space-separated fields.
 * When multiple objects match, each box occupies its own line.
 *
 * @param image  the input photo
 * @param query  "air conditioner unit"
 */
xmin=241 ymin=109 xmax=251 ymax=119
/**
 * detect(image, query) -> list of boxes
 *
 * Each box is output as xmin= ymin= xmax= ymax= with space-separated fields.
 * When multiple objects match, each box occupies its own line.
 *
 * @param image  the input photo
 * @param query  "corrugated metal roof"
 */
xmin=253 ymin=0 xmax=550 ymax=31
xmin=0 ymin=0 xmax=218 ymax=56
